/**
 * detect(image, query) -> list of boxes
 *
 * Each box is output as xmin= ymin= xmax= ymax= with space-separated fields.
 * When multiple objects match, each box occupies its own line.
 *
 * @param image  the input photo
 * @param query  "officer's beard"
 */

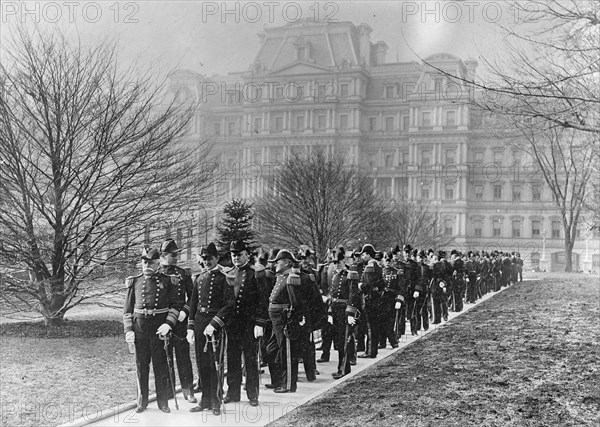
xmin=143 ymin=267 xmax=157 ymax=278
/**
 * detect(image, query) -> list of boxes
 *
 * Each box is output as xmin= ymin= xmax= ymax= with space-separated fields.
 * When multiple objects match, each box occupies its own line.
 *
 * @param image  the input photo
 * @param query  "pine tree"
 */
xmin=216 ymin=199 xmax=256 ymax=252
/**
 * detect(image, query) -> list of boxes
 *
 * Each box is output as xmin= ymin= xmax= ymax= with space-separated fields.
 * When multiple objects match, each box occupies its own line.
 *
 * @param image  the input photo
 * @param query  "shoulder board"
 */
xmin=125 ymin=274 xmax=141 ymax=288
xmin=287 ymin=271 xmax=301 ymax=286
xmin=347 ymin=270 xmax=359 ymax=281
xmin=363 ymin=264 xmax=374 ymax=273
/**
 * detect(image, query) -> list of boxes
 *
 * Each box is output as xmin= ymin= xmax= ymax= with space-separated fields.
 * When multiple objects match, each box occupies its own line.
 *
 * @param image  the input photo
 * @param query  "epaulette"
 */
xmin=347 ymin=270 xmax=359 ymax=281
xmin=309 ymin=273 xmax=316 ymax=282
xmin=287 ymin=270 xmax=301 ymax=286
xmin=124 ymin=274 xmax=141 ymax=288
xmin=363 ymin=264 xmax=374 ymax=273
xmin=219 ymin=265 xmax=234 ymax=275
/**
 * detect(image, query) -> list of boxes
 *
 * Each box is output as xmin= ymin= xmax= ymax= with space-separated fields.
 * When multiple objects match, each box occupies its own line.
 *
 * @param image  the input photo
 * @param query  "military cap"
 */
xmin=141 ymin=247 xmax=160 ymax=260
xmin=268 ymin=249 xmax=299 ymax=263
xmin=160 ymin=239 xmax=182 ymax=254
xmin=230 ymin=240 xmax=248 ymax=254
xmin=450 ymin=249 xmax=458 ymax=256
xmin=412 ymin=248 xmax=419 ymax=258
xmin=336 ymin=247 xmax=346 ymax=262
xmin=352 ymin=248 xmax=361 ymax=257
xmin=403 ymin=244 xmax=412 ymax=253
xmin=391 ymin=245 xmax=401 ymax=255
xmin=298 ymin=247 xmax=314 ymax=259
xmin=428 ymin=248 xmax=435 ymax=255
xmin=384 ymin=251 xmax=394 ymax=261
xmin=359 ymin=244 xmax=376 ymax=257
xmin=417 ymin=250 xmax=427 ymax=258
xmin=200 ymin=242 xmax=219 ymax=259
xmin=438 ymin=250 xmax=446 ymax=259
xmin=374 ymin=251 xmax=384 ymax=260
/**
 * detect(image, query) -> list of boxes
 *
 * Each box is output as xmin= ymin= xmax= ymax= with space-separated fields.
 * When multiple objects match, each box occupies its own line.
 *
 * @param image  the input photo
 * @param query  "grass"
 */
xmin=269 ymin=276 xmax=600 ymax=427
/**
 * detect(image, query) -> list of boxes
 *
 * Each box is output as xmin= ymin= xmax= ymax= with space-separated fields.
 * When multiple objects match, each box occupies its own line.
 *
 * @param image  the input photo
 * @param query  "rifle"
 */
xmin=161 ymin=332 xmax=179 ymax=410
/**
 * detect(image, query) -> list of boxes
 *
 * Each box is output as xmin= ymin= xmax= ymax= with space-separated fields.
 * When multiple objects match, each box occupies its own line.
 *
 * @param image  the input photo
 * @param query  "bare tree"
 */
xmin=254 ymin=148 xmax=388 ymax=262
xmin=0 ymin=26 xmax=215 ymax=325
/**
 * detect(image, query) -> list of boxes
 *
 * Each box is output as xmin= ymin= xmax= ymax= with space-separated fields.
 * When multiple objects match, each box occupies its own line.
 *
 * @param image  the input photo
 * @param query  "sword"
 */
xmin=340 ymin=322 xmax=351 ymax=376
xmin=161 ymin=332 xmax=179 ymax=410
xmin=257 ymin=336 xmax=263 ymax=395
xmin=128 ymin=342 xmax=144 ymax=408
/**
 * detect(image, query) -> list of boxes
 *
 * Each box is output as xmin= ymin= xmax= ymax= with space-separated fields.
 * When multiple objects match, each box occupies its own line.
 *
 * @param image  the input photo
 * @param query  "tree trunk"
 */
xmin=564 ymin=235 xmax=574 ymax=272
xmin=43 ymin=313 xmax=66 ymax=327
xmin=40 ymin=294 xmax=69 ymax=326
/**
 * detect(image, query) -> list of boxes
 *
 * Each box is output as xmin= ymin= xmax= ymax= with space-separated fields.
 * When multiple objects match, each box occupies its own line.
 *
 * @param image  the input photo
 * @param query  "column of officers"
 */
xmin=123 ymin=238 xmax=523 ymax=414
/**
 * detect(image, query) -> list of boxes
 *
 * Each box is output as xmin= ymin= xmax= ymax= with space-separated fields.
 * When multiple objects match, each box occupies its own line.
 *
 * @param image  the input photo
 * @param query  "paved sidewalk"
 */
xmin=62 ymin=285 xmax=512 ymax=427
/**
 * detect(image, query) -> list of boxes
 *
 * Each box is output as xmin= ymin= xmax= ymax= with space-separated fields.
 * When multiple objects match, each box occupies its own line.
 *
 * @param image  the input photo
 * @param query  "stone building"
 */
xmin=167 ymin=20 xmax=599 ymax=272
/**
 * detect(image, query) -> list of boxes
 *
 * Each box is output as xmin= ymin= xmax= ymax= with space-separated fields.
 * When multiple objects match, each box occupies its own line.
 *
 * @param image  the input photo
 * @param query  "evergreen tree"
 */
xmin=216 ymin=199 xmax=256 ymax=252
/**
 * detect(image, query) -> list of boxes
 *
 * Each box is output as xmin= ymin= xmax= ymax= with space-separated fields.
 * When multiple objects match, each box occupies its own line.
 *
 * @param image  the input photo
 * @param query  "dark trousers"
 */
xmin=319 ymin=321 xmax=334 ymax=360
xmin=466 ymin=274 xmax=478 ymax=303
xmin=379 ymin=293 xmax=399 ymax=347
xmin=432 ymin=288 xmax=447 ymax=324
xmin=226 ymin=321 xmax=259 ymax=401
xmin=452 ymin=280 xmax=464 ymax=312
xmin=262 ymin=323 xmax=281 ymax=388
xmin=364 ymin=296 xmax=380 ymax=357
xmin=168 ymin=321 xmax=194 ymax=392
xmin=301 ymin=327 xmax=317 ymax=379
xmin=133 ymin=315 xmax=170 ymax=409
xmin=193 ymin=315 xmax=223 ymax=409
xmin=414 ymin=295 xmax=429 ymax=331
xmin=269 ymin=309 xmax=299 ymax=391
xmin=355 ymin=296 xmax=367 ymax=352
xmin=332 ymin=303 xmax=354 ymax=374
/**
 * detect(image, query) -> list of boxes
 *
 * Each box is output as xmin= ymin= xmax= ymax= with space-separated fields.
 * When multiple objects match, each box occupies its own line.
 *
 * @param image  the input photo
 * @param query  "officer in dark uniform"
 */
xmin=267 ymin=250 xmax=307 ymax=393
xmin=187 ymin=243 xmax=234 ymax=416
xmin=417 ymin=250 xmax=432 ymax=331
xmin=379 ymin=252 xmax=401 ymax=349
xmin=123 ymin=247 xmax=183 ymax=413
xmin=431 ymin=251 xmax=449 ymax=324
xmin=403 ymin=245 xmax=422 ymax=335
xmin=464 ymin=251 xmax=478 ymax=303
xmin=221 ymin=240 xmax=268 ymax=407
xmin=357 ymin=244 xmax=383 ymax=358
xmin=316 ymin=249 xmax=336 ymax=363
xmin=158 ymin=239 xmax=197 ymax=404
xmin=449 ymin=249 xmax=465 ymax=312
xmin=326 ymin=247 xmax=361 ymax=378
xmin=350 ymin=248 xmax=367 ymax=354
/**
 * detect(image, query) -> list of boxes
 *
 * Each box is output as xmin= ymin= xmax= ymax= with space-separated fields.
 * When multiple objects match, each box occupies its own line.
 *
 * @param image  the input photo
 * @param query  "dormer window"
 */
xmin=297 ymin=47 xmax=305 ymax=61
xmin=294 ymin=37 xmax=310 ymax=61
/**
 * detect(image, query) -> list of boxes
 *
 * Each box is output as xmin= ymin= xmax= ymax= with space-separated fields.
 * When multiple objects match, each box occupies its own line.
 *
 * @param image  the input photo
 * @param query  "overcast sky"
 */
xmin=1 ymin=1 xmax=522 ymax=77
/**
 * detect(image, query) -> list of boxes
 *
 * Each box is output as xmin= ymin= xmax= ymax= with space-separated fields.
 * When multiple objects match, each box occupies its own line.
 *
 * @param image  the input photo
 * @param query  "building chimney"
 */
xmin=374 ymin=41 xmax=388 ymax=65
xmin=464 ymin=58 xmax=478 ymax=82
xmin=357 ymin=23 xmax=372 ymax=66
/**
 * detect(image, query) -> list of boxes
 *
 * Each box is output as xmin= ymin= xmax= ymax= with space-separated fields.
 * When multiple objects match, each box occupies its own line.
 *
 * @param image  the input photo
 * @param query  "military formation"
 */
xmin=123 ymin=239 xmax=524 ymax=414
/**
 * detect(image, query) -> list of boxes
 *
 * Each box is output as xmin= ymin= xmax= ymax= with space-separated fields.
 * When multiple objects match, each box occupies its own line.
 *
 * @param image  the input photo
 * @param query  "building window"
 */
xmin=493 ymin=221 xmax=502 ymax=237
xmin=445 ymin=184 xmax=454 ymax=200
xmin=474 ymin=151 xmax=484 ymax=164
xmin=317 ymin=115 xmax=326 ymax=130
xmin=401 ymin=151 xmax=409 ymax=164
xmin=493 ymin=151 xmax=503 ymax=165
xmin=512 ymin=221 xmax=521 ymax=238
xmin=340 ymin=84 xmax=349 ymax=99
xmin=228 ymin=122 xmax=235 ymax=135
xmin=297 ymin=46 xmax=305 ymax=60
xmin=213 ymin=122 xmax=221 ymax=136
xmin=275 ymin=86 xmax=284 ymax=100
xmin=254 ymin=117 xmax=261 ymax=132
xmin=474 ymin=220 xmax=483 ymax=237
xmin=340 ymin=114 xmax=348 ymax=129
xmin=493 ymin=184 xmax=502 ymax=200
xmin=446 ymin=110 xmax=456 ymax=126
xmin=445 ymin=149 xmax=455 ymax=164
xmin=513 ymin=185 xmax=522 ymax=201
xmin=368 ymin=153 xmax=376 ymax=168
xmin=444 ymin=220 xmax=453 ymax=236
xmin=274 ymin=116 xmax=283 ymax=131
xmin=385 ymin=85 xmax=395 ymax=98
xmin=403 ymin=116 xmax=410 ymax=131
xmin=552 ymin=221 xmax=561 ymax=238
xmin=385 ymin=116 xmax=394 ymax=132
xmin=385 ymin=154 xmax=393 ymax=168
xmin=296 ymin=115 xmax=304 ymax=130
xmin=421 ymin=186 xmax=429 ymax=200
xmin=421 ymin=149 xmax=432 ymax=166
xmin=369 ymin=117 xmax=377 ymax=131
xmin=532 ymin=184 xmax=541 ymax=201
xmin=532 ymin=220 xmax=541 ymax=237
xmin=475 ymin=185 xmax=483 ymax=200
xmin=422 ymin=112 xmax=431 ymax=127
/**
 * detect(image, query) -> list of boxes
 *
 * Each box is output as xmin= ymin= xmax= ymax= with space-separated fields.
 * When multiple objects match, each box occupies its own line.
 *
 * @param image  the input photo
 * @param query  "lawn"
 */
xmin=269 ymin=275 xmax=600 ymax=427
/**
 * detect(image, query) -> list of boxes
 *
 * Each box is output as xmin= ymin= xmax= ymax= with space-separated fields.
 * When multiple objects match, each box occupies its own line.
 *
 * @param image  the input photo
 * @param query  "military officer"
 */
xmin=222 ymin=240 xmax=268 ymax=407
xmin=326 ymin=247 xmax=361 ymax=378
xmin=123 ymin=247 xmax=183 ymax=413
xmin=350 ymin=249 xmax=367 ymax=354
xmin=158 ymin=239 xmax=196 ymax=404
xmin=267 ymin=250 xmax=307 ymax=393
xmin=187 ymin=242 xmax=234 ymax=416
xmin=449 ymin=249 xmax=465 ymax=312
xmin=379 ymin=252 xmax=401 ymax=349
xmin=357 ymin=244 xmax=383 ymax=359
xmin=403 ymin=245 xmax=422 ymax=335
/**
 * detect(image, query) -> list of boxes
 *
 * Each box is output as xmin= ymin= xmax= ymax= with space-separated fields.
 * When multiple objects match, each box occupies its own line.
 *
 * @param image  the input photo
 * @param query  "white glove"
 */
xmin=125 ymin=331 xmax=135 ymax=343
xmin=178 ymin=311 xmax=187 ymax=322
xmin=327 ymin=315 xmax=333 ymax=325
xmin=186 ymin=330 xmax=195 ymax=343
xmin=156 ymin=323 xmax=172 ymax=337
xmin=299 ymin=316 xmax=306 ymax=326
xmin=466 ymin=278 xmax=470 ymax=282
xmin=254 ymin=325 xmax=264 ymax=338
xmin=347 ymin=316 xmax=356 ymax=326
xmin=204 ymin=324 xmax=215 ymax=337
xmin=358 ymin=282 xmax=363 ymax=290
xmin=440 ymin=281 xmax=446 ymax=288
xmin=413 ymin=291 xmax=419 ymax=298
xmin=395 ymin=302 xmax=402 ymax=310
xmin=322 ymin=295 xmax=329 ymax=303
